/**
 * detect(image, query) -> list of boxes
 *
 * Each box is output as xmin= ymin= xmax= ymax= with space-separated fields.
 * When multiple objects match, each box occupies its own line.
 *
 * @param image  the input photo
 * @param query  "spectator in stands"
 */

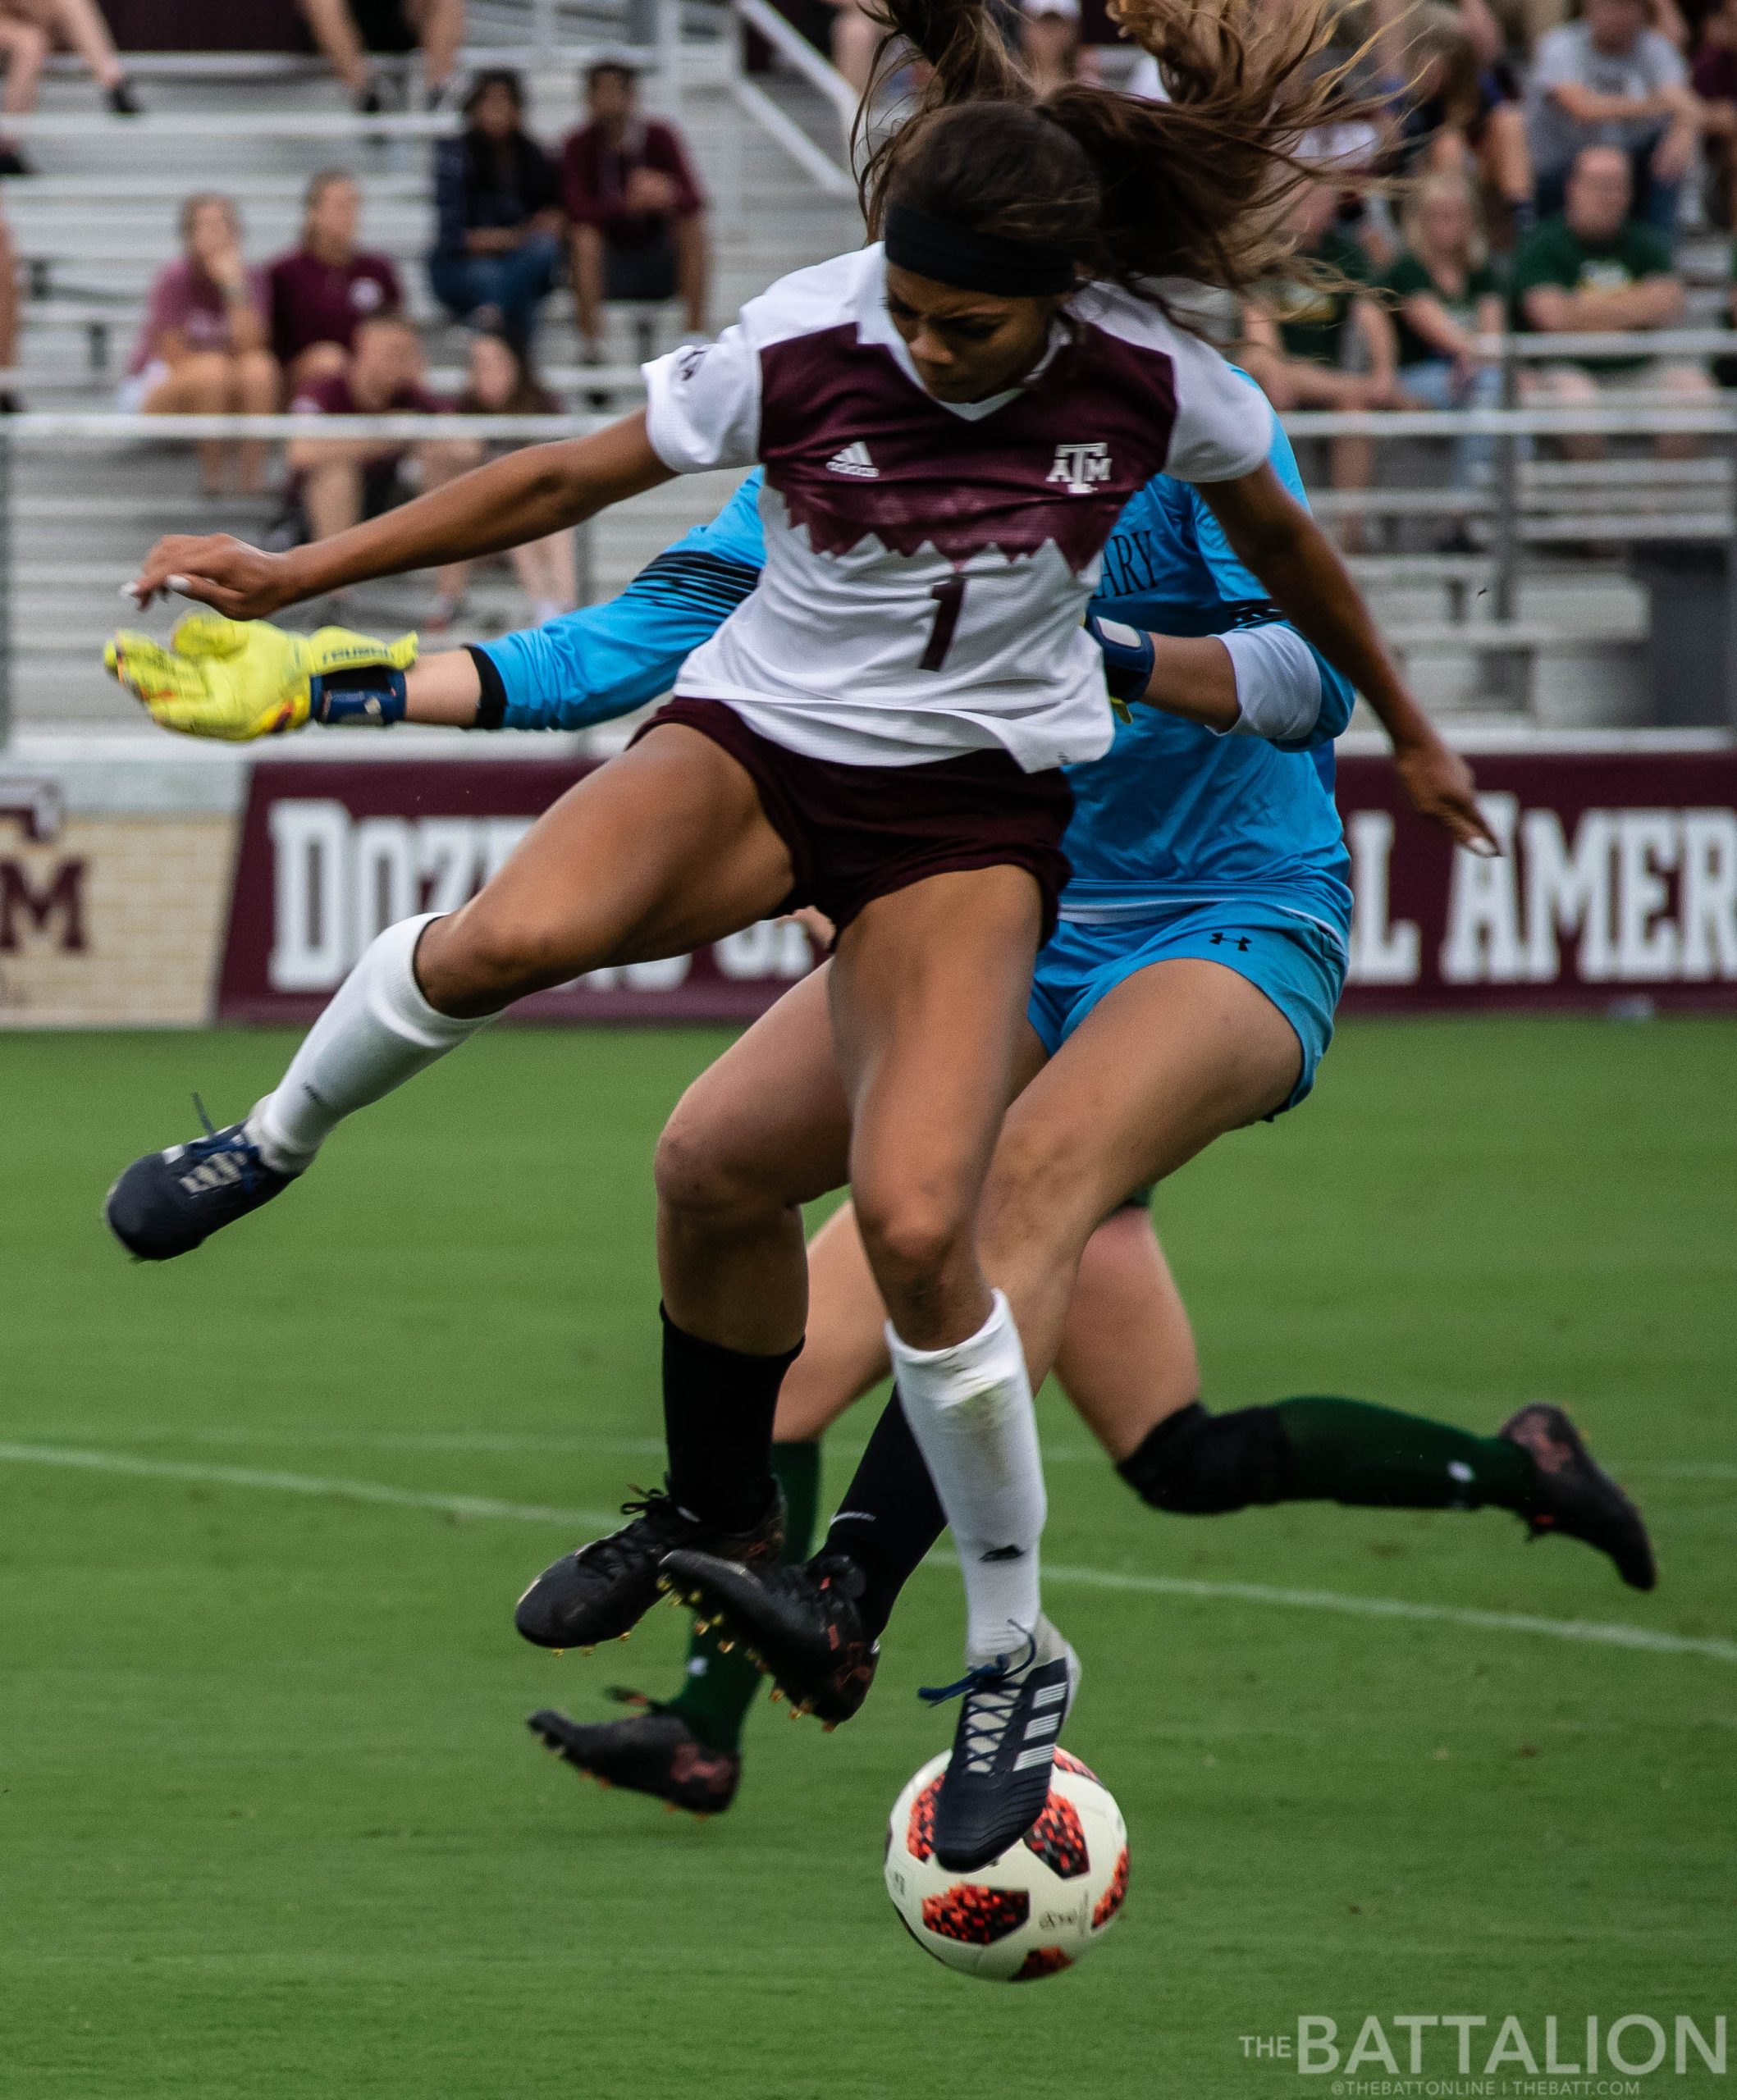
xmin=0 ymin=0 xmax=139 ymax=174
xmin=0 ymin=202 xmax=19 ymax=409
xmin=286 ymin=310 xmax=475 ymax=600
xmin=431 ymin=329 xmax=575 ymax=630
xmin=562 ymin=59 xmax=709 ymax=359
xmin=299 ymin=0 xmax=464 ymax=113
xmin=1513 ymin=141 xmax=1716 ymax=458
xmin=1525 ymin=0 xmax=1702 ymax=231
xmin=1241 ymin=180 xmax=1407 ymax=543
xmin=1383 ymin=170 xmax=1506 ymax=488
xmin=268 ymin=171 xmax=404 ymax=395
xmin=1387 ymin=3 xmax=1536 ymax=244
xmin=121 ymin=195 xmax=278 ymax=500
xmin=1015 ymin=0 xmax=1102 ymax=92
xmin=430 ymin=68 xmax=564 ymax=348
xmin=820 ymin=0 xmax=878 ymax=98
xmin=1692 ymin=0 xmax=1737 ymax=222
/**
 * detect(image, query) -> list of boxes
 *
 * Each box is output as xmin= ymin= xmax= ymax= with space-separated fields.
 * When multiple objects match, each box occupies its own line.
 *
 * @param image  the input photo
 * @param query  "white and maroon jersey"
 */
xmin=642 ymin=244 xmax=1272 ymax=771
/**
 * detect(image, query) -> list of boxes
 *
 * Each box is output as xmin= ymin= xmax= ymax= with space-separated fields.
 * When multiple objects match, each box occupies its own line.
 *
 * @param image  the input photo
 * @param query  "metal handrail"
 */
xmin=3 ymin=404 xmax=1737 ymax=440
xmin=727 ymin=0 xmax=859 ymax=129
xmin=1468 ymin=327 xmax=1737 ymax=360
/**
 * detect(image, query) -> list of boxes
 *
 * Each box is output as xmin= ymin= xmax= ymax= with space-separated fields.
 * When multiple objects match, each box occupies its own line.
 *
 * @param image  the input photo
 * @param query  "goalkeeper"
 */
xmin=107 ymin=463 xmax=1649 ymax=1821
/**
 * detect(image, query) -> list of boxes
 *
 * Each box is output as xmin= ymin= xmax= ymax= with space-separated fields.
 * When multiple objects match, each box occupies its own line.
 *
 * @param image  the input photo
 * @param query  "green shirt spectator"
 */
xmin=1382 ymin=249 xmax=1505 ymax=369
xmin=1510 ymin=206 xmax=1675 ymax=371
xmin=1273 ymin=226 xmax=1370 ymax=366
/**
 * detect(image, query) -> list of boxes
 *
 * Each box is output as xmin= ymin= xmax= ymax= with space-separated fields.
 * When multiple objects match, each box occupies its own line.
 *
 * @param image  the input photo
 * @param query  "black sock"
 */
xmin=820 ymin=1386 xmax=946 ymax=1638
xmin=1117 ymin=1401 xmax=1287 ymax=1514
xmin=661 ymin=1308 xmax=801 ymax=1534
xmin=1118 ymin=1395 xmax=1535 ymax=1516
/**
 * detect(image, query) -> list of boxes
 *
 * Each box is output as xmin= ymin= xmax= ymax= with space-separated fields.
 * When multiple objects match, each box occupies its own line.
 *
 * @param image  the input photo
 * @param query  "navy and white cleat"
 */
xmin=105 ymin=1104 xmax=299 ymax=1261
xmin=922 ymin=1616 xmax=1081 ymax=1872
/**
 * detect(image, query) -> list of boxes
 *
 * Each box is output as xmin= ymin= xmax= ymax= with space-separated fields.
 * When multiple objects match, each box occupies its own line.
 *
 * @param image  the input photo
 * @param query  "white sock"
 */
xmin=249 ymin=912 xmax=497 ymax=1171
xmin=886 ymin=1290 xmax=1045 ymax=1664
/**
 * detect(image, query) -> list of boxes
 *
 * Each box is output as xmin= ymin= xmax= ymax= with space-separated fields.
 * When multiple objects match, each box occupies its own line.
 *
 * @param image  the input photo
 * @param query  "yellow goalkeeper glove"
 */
xmin=103 ymin=612 xmax=418 ymax=742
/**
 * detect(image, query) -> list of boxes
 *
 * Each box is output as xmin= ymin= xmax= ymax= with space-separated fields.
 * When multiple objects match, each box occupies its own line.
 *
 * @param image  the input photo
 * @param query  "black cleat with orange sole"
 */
xmin=660 ymin=1550 xmax=879 ymax=1727
xmin=515 ymin=1484 xmax=784 ymax=1651
xmin=1500 ymin=1402 xmax=1656 ymax=1591
xmin=528 ymin=1695 xmax=740 ymax=1816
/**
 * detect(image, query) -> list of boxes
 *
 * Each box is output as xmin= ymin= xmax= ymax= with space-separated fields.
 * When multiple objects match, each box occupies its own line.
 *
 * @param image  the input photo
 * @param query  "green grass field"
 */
xmin=2 ymin=1016 xmax=1735 ymax=2100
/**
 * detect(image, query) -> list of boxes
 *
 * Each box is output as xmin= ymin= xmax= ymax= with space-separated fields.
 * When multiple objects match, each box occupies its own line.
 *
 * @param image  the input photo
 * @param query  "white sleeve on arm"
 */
xmin=1162 ymin=330 xmax=1277 ymax=484
xmin=1219 ymin=623 xmax=1323 ymax=743
xmin=642 ymin=328 xmax=762 ymax=473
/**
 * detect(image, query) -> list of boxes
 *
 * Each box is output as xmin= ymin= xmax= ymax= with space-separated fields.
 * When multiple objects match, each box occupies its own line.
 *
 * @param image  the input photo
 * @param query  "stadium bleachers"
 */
xmin=2 ymin=2 xmax=1735 ymax=744
xmin=0 ymin=2 xmax=857 ymax=736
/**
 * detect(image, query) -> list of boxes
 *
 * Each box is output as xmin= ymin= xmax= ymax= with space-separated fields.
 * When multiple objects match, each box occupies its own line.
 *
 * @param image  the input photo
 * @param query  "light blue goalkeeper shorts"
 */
xmin=1026 ymin=895 xmax=1348 ymax=1113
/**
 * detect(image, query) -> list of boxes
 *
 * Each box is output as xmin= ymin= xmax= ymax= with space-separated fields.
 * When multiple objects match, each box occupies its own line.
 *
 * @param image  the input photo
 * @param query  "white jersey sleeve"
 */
xmin=643 ymin=327 xmax=763 ymax=474
xmin=1161 ymin=327 xmax=1275 ymax=486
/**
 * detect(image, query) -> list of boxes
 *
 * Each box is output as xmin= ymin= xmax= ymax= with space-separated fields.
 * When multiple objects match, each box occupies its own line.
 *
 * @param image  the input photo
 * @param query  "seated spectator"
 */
xmin=299 ymin=0 xmax=463 ymax=112
xmin=1016 ymin=0 xmax=1103 ymax=93
xmin=820 ymin=0 xmax=878 ymax=100
xmin=1513 ymin=141 xmax=1716 ymax=458
xmin=1387 ymin=4 xmax=1535 ymax=244
xmin=286 ymin=311 xmax=476 ymax=601
xmin=432 ymin=330 xmax=574 ymax=630
xmin=0 ymin=0 xmax=139 ymax=174
xmin=1692 ymin=0 xmax=1737 ymax=222
xmin=1525 ymin=0 xmax=1701 ymax=232
xmin=268 ymin=170 xmax=404 ymax=395
xmin=0 ymin=198 xmax=20 ymax=409
xmin=562 ymin=60 xmax=708 ymax=358
xmin=430 ymin=69 xmax=564 ymax=347
xmin=121 ymin=194 xmax=278 ymax=499
xmin=1241 ymin=181 xmax=1408 ymax=544
xmin=1382 ymin=171 xmax=1506 ymax=487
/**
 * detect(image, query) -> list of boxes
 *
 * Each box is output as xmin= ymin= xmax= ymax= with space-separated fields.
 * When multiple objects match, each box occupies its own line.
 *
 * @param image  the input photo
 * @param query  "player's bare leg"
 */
xmin=106 ymin=726 xmax=795 ymax=1260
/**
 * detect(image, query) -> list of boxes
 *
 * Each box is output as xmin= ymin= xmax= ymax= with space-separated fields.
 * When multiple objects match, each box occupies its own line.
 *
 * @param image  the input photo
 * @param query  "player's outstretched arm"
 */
xmin=124 ymin=412 xmax=674 ymax=619
xmin=1199 ymin=464 xmax=1500 ymax=856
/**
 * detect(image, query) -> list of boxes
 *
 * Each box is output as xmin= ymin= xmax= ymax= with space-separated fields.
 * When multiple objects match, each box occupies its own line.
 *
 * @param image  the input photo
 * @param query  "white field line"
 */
xmin=0 ymin=1442 xmax=618 ymax=1532
xmin=7 ymin=1424 xmax=1731 ymax=1478
xmin=1 ymin=1440 xmax=1731 ymax=1665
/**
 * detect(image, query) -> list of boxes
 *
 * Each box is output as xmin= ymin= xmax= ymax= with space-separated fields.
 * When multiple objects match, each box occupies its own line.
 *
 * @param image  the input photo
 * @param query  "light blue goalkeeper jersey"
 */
xmin=476 ymin=386 xmax=1354 ymax=945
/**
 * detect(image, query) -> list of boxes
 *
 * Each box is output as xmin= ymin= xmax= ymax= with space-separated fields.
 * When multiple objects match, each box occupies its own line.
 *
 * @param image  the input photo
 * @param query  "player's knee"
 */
xmin=1115 ymin=1401 xmax=1290 ymax=1515
xmin=652 ymin=1111 xmax=766 ymax=1227
xmin=423 ymin=904 xmax=571 ymax=1008
xmin=854 ymin=1190 xmax=970 ymax=1305
xmin=988 ymin=1120 xmax=1105 ymax=1245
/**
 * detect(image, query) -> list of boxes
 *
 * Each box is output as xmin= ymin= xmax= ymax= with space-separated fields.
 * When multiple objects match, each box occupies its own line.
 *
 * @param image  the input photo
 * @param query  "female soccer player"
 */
xmin=104 ymin=0 xmax=1492 ymax=1866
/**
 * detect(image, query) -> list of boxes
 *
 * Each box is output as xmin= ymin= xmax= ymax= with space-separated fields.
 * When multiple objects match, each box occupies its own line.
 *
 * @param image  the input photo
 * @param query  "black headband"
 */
xmin=883 ymin=205 xmax=1075 ymax=296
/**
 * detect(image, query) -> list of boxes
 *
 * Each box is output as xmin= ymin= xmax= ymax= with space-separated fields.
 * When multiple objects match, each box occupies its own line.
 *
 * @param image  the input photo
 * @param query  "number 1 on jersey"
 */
xmin=919 ymin=576 xmax=967 ymax=673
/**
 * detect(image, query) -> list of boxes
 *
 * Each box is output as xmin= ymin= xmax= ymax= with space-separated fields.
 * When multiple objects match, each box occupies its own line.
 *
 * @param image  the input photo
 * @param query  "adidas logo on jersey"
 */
xmin=1047 ymin=441 xmax=1113 ymax=495
xmin=826 ymin=441 xmax=879 ymax=478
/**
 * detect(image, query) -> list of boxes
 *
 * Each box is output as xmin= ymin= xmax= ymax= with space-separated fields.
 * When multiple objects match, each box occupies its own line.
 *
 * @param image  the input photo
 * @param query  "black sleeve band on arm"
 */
xmin=466 ymin=644 xmax=508 ymax=731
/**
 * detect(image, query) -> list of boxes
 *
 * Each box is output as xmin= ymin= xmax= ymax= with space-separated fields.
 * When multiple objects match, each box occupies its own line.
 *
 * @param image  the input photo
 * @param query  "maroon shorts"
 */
xmin=633 ymin=697 xmax=1074 ymax=940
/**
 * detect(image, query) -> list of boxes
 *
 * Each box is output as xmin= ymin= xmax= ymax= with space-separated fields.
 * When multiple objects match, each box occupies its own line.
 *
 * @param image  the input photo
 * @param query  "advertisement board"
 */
xmin=214 ymin=750 xmax=1737 ymax=1023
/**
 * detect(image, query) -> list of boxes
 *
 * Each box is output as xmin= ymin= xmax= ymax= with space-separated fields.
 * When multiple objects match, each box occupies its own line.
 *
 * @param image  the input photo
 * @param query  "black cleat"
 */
xmin=1501 ymin=1403 xmax=1656 ymax=1591
xmin=661 ymin=1549 xmax=880 ymax=1727
xmin=514 ymin=1485 xmax=784 ymax=1651
xmin=922 ymin=1618 xmax=1081 ymax=1872
xmin=105 ymin=1107 xmax=299 ymax=1261
xmin=528 ymin=1694 xmax=740 ymax=1815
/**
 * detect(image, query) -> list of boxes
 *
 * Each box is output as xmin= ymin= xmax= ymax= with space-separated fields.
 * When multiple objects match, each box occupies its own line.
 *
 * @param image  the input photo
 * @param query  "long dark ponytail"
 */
xmin=857 ymin=0 xmax=1363 ymax=305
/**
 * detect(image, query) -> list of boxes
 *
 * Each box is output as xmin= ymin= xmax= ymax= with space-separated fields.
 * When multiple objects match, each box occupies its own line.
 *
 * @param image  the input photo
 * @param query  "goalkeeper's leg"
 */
xmin=105 ymin=726 xmax=795 ymax=1259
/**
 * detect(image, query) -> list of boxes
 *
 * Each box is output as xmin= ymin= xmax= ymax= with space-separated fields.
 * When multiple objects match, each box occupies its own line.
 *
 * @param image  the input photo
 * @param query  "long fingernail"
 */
xmin=167 ymin=575 xmax=190 ymax=591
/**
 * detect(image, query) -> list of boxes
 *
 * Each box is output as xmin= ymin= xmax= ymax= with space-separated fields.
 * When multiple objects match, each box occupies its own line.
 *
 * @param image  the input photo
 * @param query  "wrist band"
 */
xmin=309 ymin=664 xmax=408 ymax=727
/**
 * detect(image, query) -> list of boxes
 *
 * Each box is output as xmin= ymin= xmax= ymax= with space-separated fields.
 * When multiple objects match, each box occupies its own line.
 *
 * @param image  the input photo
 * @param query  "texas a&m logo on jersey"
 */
xmin=1047 ymin=441 xmax=1113 ymax=495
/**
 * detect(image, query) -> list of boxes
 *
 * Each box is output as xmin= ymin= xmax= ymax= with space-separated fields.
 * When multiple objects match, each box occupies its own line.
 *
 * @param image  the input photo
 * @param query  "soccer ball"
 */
xmin=884 ymin=1748 xmax=1129 ymax=1980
